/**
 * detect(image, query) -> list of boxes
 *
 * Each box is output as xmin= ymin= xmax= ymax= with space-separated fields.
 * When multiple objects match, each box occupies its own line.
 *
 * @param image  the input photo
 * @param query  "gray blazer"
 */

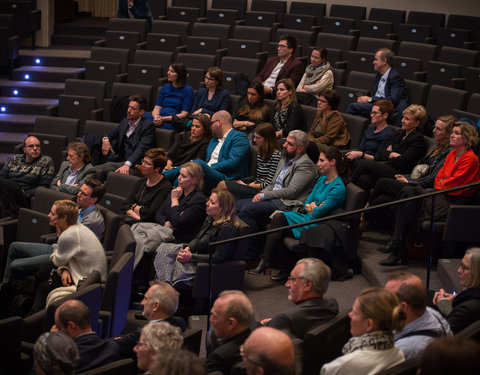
xmin=262 ymin=153 xmax=317 ymax=207
xmin=50 ymin=161 xmax=97 ymax=194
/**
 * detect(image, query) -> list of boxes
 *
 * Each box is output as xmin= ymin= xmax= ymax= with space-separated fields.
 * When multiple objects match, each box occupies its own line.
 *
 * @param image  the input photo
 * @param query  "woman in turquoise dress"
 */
xmin=250 ymin=146 xmax=349 ymax=274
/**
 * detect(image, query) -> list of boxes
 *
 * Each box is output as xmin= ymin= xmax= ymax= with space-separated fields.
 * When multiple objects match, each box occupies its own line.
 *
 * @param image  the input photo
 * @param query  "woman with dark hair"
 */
xmin=296 ymin=47 xmax=334 ymax=107
xmin=153 ymin=189 xmax=240 ymax=286
xmin=148 ymin=63 xmax=194 ymax=130
xmin=272 ymin=78 xmax=306 ymax=139
xmin=164 ymin=114 xmax=212 ymax=171
xmin=308 ymin=89 xmax=350 ymax=152
xmin=250 ymin=146 xmax=349 ymax=274
xmin=218 ymin=123 xmax=281 ymax=199
xmin=121 ymin=148 xmax=172 ymax=223
xmin=233 ymin=81 xmax=271 ymax=135
xmin=192 ymin=66 xmax=231 ymax=117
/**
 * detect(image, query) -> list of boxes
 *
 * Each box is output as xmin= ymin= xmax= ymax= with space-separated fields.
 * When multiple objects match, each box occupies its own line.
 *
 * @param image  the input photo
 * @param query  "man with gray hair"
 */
xmin=261 ymin=258 xmax=339 ymax=338
xmin=346 ymin=48 xmax=408 ymax=125
xmin=207 ymin=290 xmax=255 ymax=374
xmin=237 ymin=130 xmax=318 ymax=261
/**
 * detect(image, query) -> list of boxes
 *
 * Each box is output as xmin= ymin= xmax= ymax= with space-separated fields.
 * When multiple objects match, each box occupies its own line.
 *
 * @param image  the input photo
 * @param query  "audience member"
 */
xmin=0 ymin=136 xmax=54 ymax=217
xmin=261 ymin=258 xmax=339 ymax=338
xmin=119 ymin=148 xmax=172 ymax=224
xmin=352 ymin=104 xmax=428 ymax=192
xmin=52 ymin=300 xmax=120 ymax=372
xmin=207 ymin=290 xmax=255 ymax=374
xmin=308 ymin=89 xmax=350 ymax=152
xmin=236 ymin=130 xmax=317 ymax=259
xmin=147 ymin=63 xmax=194 ymax=130
xmin=33 ymin=331 xmax=79 ymax=375
xmin=297 ymin=47 xmax=334 ymax=106
xmin=115 ymin=282 xmax=186 ymax=359
xmin=433 ymin=247 xmax=480 ymax=334
xmin=346 ymin=48 xmax=408 ymax=125
xmin=254 ymin=34 xmax=304 ymax=98
xmin=321 ymin=287 xmax=406 ymax=375
xmin=134 ymin=321 xmax=183 ymax=373
xmin=117 ymin=0 xmax=153 ymax=32
xmin=271 ymin=78 xmax=306 ymax=139
xmin=148 ymin=348 xmax=207 ymax=375
xmin=97 ymin=94 xmax=155 ymax=179
xmin=164 ymin=114 xmax=211 ymax=170
xmin=241 ymin=327 xmax=297 ymax=375
xmin=192 ymin=67 xmax=231 ymax=116
xmin=219 ymin=122 xmax=282 ymax=200
xmin=417 ymin=336 xmax=480 ymax=375
xmin=379 ymin=122 xmax=479 ymax=266
xmin=233 ymin=81 xmax=271 ymax=135
xmin=50 ymin=142 xmax=96 ymax=195
xmin=385 ymin=272 xmax=451 ymax=359
xmin=153 ymin=189 xmax=240 ymax=286
xmin=251 ymin=147 xmax=348 ymax=280
xmin=76 ymin=178 xmax=105 ymax=241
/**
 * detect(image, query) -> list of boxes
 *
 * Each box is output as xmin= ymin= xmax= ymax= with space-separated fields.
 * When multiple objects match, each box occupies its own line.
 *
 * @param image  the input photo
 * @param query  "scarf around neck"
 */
xmin=342 ymin=331 xmax=395 ymax=355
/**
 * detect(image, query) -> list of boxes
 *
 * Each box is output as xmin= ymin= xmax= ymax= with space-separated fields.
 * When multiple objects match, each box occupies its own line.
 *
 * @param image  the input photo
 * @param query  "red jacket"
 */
xmin=254 ymin=56 xmax=304 ymax=87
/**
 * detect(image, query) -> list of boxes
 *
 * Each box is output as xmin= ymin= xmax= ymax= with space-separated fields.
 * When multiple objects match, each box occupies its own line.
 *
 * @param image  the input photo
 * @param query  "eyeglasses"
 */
xmin=25 ymin=144 xmax=41 ymax=149
xmin=240 ymin=345 xmax=262 ymax=366
xmin=318 ymin=99 xmax=328 ymax=103
xmin=141 ymin=159 xmax=153 ymax=166
xmin=277 ymin=44 xmax=288 ymax=48
xmin=459 ymin=263 xmax=470 ymax=272
xmin=287 ymin=276 xmax=305 ymax=283
xmin=205 ymin=75 xmax=215 ymax=81
xmin=370 ymin=111 xmax=380 ymax=116
xmin=77 ymin=190 xmax=91 ymax=197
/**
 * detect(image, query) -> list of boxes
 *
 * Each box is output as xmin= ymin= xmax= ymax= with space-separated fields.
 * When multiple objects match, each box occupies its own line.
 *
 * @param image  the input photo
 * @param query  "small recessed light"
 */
xmin=13 ymin=89 xmax=19 ymax=95
xmin=1 ymin=107 xmax=6 ymax=112
xmin=24 ymin=74 xmax=30 ymax=80
xmin=35 ymin=58 xmax=41 ymax=64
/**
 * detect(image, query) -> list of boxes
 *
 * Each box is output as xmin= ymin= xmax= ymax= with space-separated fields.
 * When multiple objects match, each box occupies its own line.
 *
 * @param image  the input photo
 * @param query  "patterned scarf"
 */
xmin=342 ymin=331 xmax=395 ymax=355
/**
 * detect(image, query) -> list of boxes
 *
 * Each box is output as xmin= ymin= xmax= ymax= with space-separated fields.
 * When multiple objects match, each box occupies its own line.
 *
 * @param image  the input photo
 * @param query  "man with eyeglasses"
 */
xmin=76 ymin=178 xmax=106 ymax=241
xmin=254 ymin=34 xmax=304 ymax=98
xmin=261 ymin=258 xmax=339 ymax=339
xmin=0 ymin=136 xmax=54 ymax=216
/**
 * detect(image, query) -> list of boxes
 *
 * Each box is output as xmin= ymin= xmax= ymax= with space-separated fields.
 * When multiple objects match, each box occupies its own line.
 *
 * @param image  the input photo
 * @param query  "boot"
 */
xmin=379 ymin=236 xmax=407 ymax=266
xmin=248 ymin=257 xmax=270 ymax=275
xmin=380 ymin=251 xmax=408 ymax=266
xmin=377 ymin=235 xmax=404 ymax=254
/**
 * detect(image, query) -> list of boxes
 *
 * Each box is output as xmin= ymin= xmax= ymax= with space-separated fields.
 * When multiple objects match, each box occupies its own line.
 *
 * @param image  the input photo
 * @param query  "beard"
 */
xmin=282 ymin=149 xmax=296 ymax=160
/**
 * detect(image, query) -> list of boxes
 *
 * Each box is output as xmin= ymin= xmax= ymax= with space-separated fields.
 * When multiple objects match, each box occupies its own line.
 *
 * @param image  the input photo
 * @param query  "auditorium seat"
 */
xmin=151 ymin=20 xmax=190 ymax=44
xmin=368 ymin=8 xmax=406 ymax=33
xmin=407 ymin=11 xmax=445 ymax=37
xmin=211 ymin=0 xmax=247 ymax=19
xmin=315 ymin=33 xmax=357 ymax=65
xmin=289 ymin=1 xmax=326 ymax=25
xmin=425 ymin=85 xmax=468 ymax=120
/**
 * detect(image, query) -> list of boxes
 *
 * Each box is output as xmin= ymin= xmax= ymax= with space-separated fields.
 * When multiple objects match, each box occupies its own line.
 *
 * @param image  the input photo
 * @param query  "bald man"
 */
xmin=242 ymin=326 xmax=296 ymax=375
xmin=385 ymin=272 xmax=451 ymax=359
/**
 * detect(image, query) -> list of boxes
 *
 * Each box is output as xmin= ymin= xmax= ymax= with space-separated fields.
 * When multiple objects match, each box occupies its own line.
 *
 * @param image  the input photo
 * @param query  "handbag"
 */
xmin=410 ymin=164 xmax=430 ymax=179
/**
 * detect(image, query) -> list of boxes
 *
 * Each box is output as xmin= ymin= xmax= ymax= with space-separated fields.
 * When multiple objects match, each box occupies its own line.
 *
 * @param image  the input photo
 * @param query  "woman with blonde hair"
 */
xmin=321 ymin=287 xmax=406 ymax=375
xmin=153 ymin=189 xmax=240 ymax=286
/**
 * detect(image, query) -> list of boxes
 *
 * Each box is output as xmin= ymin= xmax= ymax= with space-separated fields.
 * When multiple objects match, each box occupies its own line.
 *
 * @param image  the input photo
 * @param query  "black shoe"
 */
xmin=269 ymin=270 xmax=289 ymax=282
xmin=377 ymin=236 xmax=403 ymax=254
xmin=248 ymin=257 xmax=270 ymax=275
xmin=380 ymin=252 xmax=408 ymax=266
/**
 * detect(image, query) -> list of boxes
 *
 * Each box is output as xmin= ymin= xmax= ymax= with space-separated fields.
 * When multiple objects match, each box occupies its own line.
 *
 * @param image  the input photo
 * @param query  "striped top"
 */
xmin=255 ymin=151 xmax=282 ymax=189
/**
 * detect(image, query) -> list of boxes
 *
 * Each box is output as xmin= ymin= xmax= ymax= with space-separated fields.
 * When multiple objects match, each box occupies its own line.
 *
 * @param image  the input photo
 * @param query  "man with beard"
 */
xmin=236 ymin=130 xmax=317 ymax=259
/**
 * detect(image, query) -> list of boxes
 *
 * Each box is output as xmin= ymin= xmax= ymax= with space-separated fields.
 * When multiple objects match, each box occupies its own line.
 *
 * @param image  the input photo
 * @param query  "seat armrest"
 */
xmin=45 ymin=104 xmax=58 ymax=116
xmin=94 ymin=39 xmax=106 ymax=47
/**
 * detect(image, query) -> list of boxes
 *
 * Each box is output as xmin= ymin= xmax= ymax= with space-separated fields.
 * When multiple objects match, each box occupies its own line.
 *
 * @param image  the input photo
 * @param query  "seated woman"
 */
xmin=380 ymin=122 xmax=480 ymax=266
xmin=192 ymin=66 xmax=231 ymax=117
xmin=361 ymin=115 xmax=456 ymax=229
xmin=272 ymin=78 xmax=306 ymax=140
xmin=321 ymin=287 xmax=406 ymax=375
xmin=146 ymin=63 xmax=194 ymax=130
xmin=296 ymin=47 xmax=334 ymax=107
xmin=352 ymin=104 xmax=428 ymax=192
xmin=153 ymin=189 xmax=239 ymax=286
xmin=233 ymin=80 xmax=271 ymax=135
xmin=50 ymin=142 xmax=97 ymax=194
xmin=308 ymin=89 xmax=350 ymax=152
xmin=345 ymin=99 xmax=396 ymax=166
xmin=250 ymin=147 xmax=349 ymax=275
xmin=32 ymin=200 xmax=107 ymax=311
xmin=120 ymin=148 xmax=172 ymax=223
xmin=164 ymin=114 xmax=212 ymax=171
xmin=433 ymin=248 xmax=480 ymax=334
xmin=218 ymin=123 xmax=281 ymax=200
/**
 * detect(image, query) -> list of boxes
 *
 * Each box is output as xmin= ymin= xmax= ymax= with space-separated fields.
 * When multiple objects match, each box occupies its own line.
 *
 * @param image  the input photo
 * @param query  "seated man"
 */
xmin=385 ymin=272 xmax=452 ymax=360
xmin=96 ymin=94 xmax=155 ymax=180
xmin=346 ymin=48 xmax=408 ymax=125
xmin=52 ymin=299 xmax=121 ymax=373
xmin=76 ymin=178 xmax=106 ymax=241
xmin=236 ymin=130 xmax=317 ymax=258
xmin=0 ymin=136 xmax=54 ymax=217
xmin=262 ymin=258 xmax=339 ymax=338
xmin=164 ymin=110 xmax=250 ymax=191
xmin=254 ymin=34 xmax=305 ymax=98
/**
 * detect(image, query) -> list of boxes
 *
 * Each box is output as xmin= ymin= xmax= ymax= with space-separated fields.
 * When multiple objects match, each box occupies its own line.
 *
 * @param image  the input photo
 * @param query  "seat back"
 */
xmin=172 ymin=0 xmax=207 ymax=17
xmin=341 ymin=113 xmax=369 ymax=150
xmin=83 ymin=120 xmax=118 ymax=139
xmin=322 ymin=16 xmax=356 ymax=35
xmin=64 ymin=79 xmax=106 ymax=109
xmin=290 ymin=1 xmax=326 ymax=24
xmin=344 ymin=182 xmax=367 ymax=212
xmin=176 ymin=52 xmax=216 ymax=70
xmin=464 ymin=67 xmax=480 ymax=94
xmin=282 ymin=13 xmax=316 ymax=31
xmin=16 ymin=208 xmax=55 ymax=242
xmin=345 ymin=51 xmax=375 ymax=73
xmin=31 ymin=187 xmax=75 ymax=214
xmin=84 ymin=61 xmax=122 ymax=97
xmin=109 ymin=18 xmax=147 ymax=41
xmin=110 ymin=224 xmax=136 ymax=271
xmin=439 ymin=46 xmax=479 ymax=69
xmin=369 ymin=8 xmax=405 ymax=32
xmin=359 ymin=20 xmax=393 ymax=39
xmin=398 ymin=41 xmax=439 ymax=67
xmin=404 ymin=79 xmax=431 ymax=107
xmin=345 ymin=71 xmax=375 ymax=89
xmin=99 ymin=173 xmax=141 ymax=214
xmin=0 ymin=316 xmax=22 ymax=374
xmin=182 ymin=328 xmax=202 ymax=355
xmin=76 ymin=358 xmax=136 ymax=375
xmin=233 ymin=25 xmax=273 ymax=51
xmin=220 ymin=56 xmax=261 ymax=81
xmin=447 ymin=14 xmax=480 ymax=33
xmin=155 ymin=128 xmax=176 ymax=150
xmin=104 ymin=30 xmax=141 ymax=59
xmin=407 ymin=11 xmax=445 ymax=36
xmin=397 ymin=24 xmax=432 ymax=44
xmin=192 ymin=261 xmax=246 ymax=299
xmin=330 ymin=4 xmax=366 ymax=22
xmin=167 ymin=6 xmax=200 ymax=23
xmin=356 ymin=36 xmax=396 ymax=54
xmin=393 ymin=56 xmax=423 ymax=81
xmin=425 ymin=85 xmax=468 ymax=120
xmin=90 ymin=47 xmax=130 ymax=72
xmin=437 ymin=27 xmax=472 ymax=49
xmin=57 ymin=95 xmax=98 ymax=126
xmin=146 ymin=33 xmax=182 ymax=52
xmin=96 ymin=205 xmax=120 ymax=252
xmin=33 ymin=116 xmax=80 ymax=140
xmin=186 ymin=35 xmax=222 ymax=55
xmin=251 ymin=0 xmax=287 ymax=22
xmin=212 ymin=0 xmax=247 ymax=19
xmin=134 ymin=50 xmax=173 ymax=68
xmin=375 ymin=357 xmax=422 ymax=375
xmin=151 ymin=20 xmax=190 ymax=44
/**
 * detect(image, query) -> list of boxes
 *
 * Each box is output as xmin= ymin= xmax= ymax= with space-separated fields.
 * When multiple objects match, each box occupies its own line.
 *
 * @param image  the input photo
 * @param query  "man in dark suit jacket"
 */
xmin=52 ymin=299 xmax=121 ymax=373
xmin=254 ymin=34 xmax=305 ymax=98
xmin=97 ymin=93 xmax=155 ymax=180
xmin=117 ymin=0 xmax=153 ymax=32
xmin=347 ymin=48 xmax=409 ymax=125
xmin=263 ymin=258 xmax=339 ymax=338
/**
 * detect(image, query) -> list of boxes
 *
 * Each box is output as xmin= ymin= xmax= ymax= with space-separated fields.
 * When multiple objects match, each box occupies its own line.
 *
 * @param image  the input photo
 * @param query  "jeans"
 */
xmin=3 ymin=242 xmax=53 ymax=284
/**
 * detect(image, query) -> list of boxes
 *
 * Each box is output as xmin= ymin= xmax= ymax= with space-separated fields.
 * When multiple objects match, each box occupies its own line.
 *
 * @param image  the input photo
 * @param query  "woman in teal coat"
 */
xmin=250 ymin=146 xmax=349 ymax=274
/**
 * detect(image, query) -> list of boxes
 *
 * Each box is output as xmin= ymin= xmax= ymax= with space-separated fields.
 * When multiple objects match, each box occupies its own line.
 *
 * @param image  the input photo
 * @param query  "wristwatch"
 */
xmin=368 ymin=97 xmax=373 ymax=103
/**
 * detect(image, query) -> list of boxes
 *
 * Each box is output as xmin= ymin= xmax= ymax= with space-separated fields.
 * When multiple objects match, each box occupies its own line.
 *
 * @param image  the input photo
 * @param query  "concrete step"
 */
xmin=0 ymin=79 xmax=65 ymax=99
xmin=17 ymin=55 xmax=89 ymax=68
xmin=0 ymin=97 xmax=58 ymax=115
xmin=11 ymin=66 xmax=84 ymax=83
xmin=0 ymin=132 xmax=26 ymax=153
xmin=437 ymin=258 xmax=462 ymax=294
xmin=0 ymin=113 xmax=36 ymax=133
xmin=51 ymin=33 xmax=102 ymax=47
xmin=54 ymin=22 xmax=108 ymax=36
